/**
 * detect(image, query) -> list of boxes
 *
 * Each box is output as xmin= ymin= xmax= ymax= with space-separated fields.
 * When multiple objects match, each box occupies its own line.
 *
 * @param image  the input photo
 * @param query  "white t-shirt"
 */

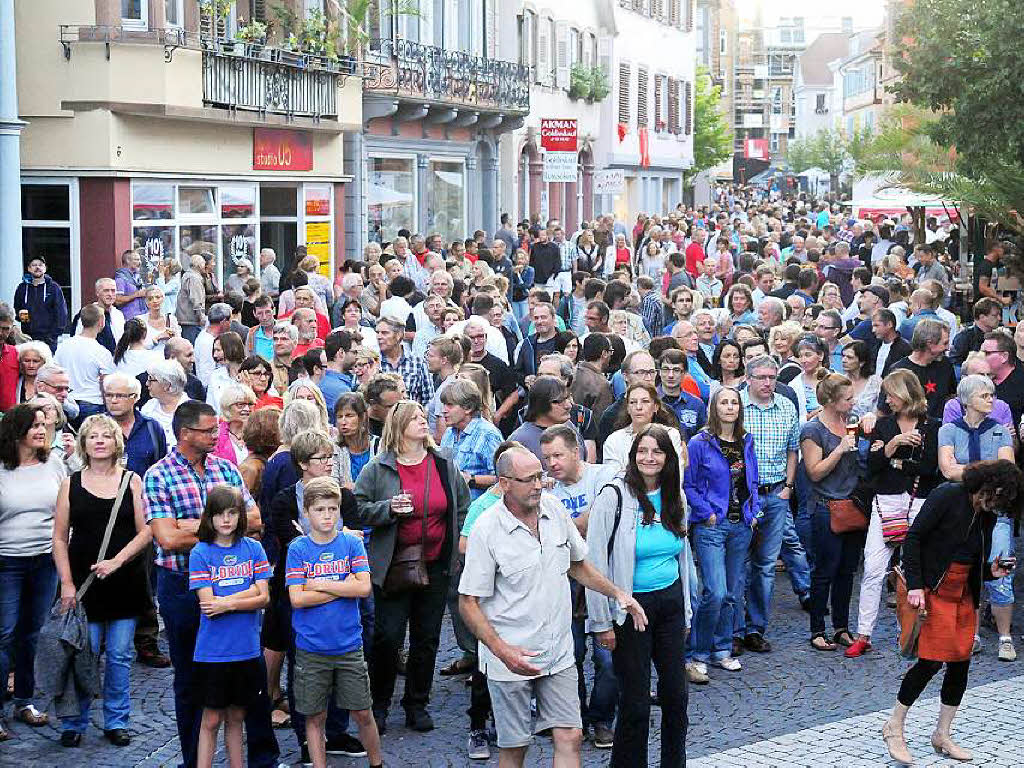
xmin=378 ymin=296 xmax=414 ymax=326
xmin=140 ymin=393 xmax=189 ymax=448
xmin=54 ymin=335 xmax=115 ymax=405
xmin=446 ymin=320 xmax=510 ymax=365
xmin=194 ymin=329 xmax=217 ymax=387
xmin=549 ymin=462 xmax=618 ymax=520
xmin=115 ymin=347 xmax=162 ymax=379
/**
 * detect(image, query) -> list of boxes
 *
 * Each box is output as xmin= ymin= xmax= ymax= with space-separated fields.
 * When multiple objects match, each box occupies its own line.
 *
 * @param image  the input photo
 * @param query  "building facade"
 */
xmin=347 ymin=0 xmax=529 ymax=257
xmin=595 ymin=0 xmax=696 ymax=219
xmin=17 ymin=0 xmax=362 ymax=314
xmin=838 ymin=28 xmax=884 ymax=136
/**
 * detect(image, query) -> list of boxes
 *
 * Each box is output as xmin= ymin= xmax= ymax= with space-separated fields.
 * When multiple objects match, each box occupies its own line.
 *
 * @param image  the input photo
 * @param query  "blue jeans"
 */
xmin=157 ymin=567 xmax=279 ymax=768
xmin=571 ymin=614 xmax=617 ymax=729
xmin=740 ymin=492 xmax=794 ymax=638
xmin=0 ymin=553 xmax=58 ymax=708
xmin=794 ymin=463 xmax=814 ymax=570
xmin=690 ymin=519 xmax=753 ymax=662
xmin=66 ymin=618 xmax=136 ymax=732
xmin=987 ymin=516 xmax=1016 ymax=606
xmin=780 ymin=509 xmax=812 ymax=598
xmin=809 ymin=499 xmax=865 ymax=636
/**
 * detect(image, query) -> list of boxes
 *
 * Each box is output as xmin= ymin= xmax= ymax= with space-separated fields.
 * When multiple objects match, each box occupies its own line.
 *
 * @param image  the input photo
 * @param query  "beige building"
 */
xmin=17 ymin=0 xmax=361 ymax=312
xmin=837 ymin=28 xmax=885 ymax=136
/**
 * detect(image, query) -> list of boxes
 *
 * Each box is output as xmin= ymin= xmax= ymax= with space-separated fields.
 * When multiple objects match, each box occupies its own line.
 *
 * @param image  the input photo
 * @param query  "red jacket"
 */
xmin=0 ymin=344 xmax=17 ymax=412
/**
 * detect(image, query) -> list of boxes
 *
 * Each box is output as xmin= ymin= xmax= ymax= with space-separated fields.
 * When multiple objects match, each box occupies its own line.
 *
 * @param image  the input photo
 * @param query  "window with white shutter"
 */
xmin=637 ymin=66 xmax=649 ymax=127
xmin=686 ymin=0 xmax=695 ymax=32
xmin=652 ymin=0 xmax=664 ymax=20
xmin=668 ymin=0 xmax=680 ymax=26
xmin=654 ymin=75 xmax=664 ymax=132
xmin=668 ymin=78 xmax=679 ymax=133
xmin=617 ymin=62 xmax=631 ymax=125
xmin=555 ymin=20 xmax=570 ymax=89
xmin=598 ymin=35 xmax=612 ymax=76
xmin=537 ymin=17 xmax=551 ymax=86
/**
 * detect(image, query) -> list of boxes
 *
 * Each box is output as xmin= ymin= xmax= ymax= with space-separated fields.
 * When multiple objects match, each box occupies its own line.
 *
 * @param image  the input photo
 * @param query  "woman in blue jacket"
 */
xmin=684 ymin=386 xmax=759 ymax=680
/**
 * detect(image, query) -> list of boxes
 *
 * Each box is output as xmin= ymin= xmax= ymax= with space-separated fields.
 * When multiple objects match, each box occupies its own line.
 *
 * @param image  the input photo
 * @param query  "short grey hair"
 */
xmin=495 ymin=446 xmax=536 ymax=478
xmin=957 ymin=373 xmax=995 ymax=407
xmin=760 ymin=297 xmax=786 ymax=321
xmin=102 ymin=371 xmax=142 ymax=397
xmin=746 ymin=355 xmax=779 ymax=376
xmin=147 ymin=359 xmax=187 ymax=394
xmin=341 ymin=272 xmax=363 ymax=292
xmin=538 ymin=353 xmax=574 ymax=385
xmin=279 ymin=399 xmax=324 ymax=444
xmin=273 ymin=322 xmax=299 ymax=343
xmin=438 ymin=378 xmax=483 ymax=414
xmin=16 ymin=341 xmax=52 ymax=363
xmin=910 ymin=318 xmax=947 ymax=352
xmin=377 ymin=315 xmax=406 ymax=334
xmin=208 ymin=302 xmax=232 ymax=323
xmin=36 ymin=361 xmax=67 ymax=385
xmin=692 ymin=308 xmax=717 ymax=325
xmin=219 ymin=382 xmax=256 ymax=414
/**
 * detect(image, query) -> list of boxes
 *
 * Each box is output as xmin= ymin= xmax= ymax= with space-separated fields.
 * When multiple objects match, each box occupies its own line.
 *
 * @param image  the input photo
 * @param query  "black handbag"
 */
xmin=383 ymin=462 xmax=433 ymax=594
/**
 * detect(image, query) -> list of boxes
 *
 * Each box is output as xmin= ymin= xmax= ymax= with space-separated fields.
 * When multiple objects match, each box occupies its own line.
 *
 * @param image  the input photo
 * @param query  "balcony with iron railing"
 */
xmin=57 ymin=24 xmax=356 ymax=122
xmin=363 ymin=38 xmax=530 ymax=116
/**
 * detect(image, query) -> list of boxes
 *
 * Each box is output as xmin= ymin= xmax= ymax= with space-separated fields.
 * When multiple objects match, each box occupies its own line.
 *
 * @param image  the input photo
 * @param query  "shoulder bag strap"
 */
xmin=76 ymin=470 xmax=134 ymax=602
xmin=418 ymin=457 xmax=432 ymax=549
xmin=603 ymin=484 xmax=624 ymax=559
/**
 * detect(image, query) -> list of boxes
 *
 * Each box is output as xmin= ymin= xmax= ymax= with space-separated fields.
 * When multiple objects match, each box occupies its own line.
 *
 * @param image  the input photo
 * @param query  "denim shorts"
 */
xmin=987 ymin=516 xmax=1016 ymax=606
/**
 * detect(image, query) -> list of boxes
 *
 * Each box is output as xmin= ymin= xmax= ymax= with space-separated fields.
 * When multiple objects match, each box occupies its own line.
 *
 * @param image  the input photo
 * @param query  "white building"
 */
xmin=595 ymin=0 xmax=696 ymax=219
xmin=793 ymin=33 xmax=848 ymax=139
xmin=498 ymin=0 xmax=616 ymax=230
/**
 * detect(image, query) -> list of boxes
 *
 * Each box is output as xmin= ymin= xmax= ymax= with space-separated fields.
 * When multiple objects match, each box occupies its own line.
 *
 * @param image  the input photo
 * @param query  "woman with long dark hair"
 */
xmin=840 ymin=340 xmax=881 ymax=418
xmin=603 ymin=382 xmax=684 ymax=474
xmin=113 ymin=317 xmax=160 ymax=378
xmin=586 ymin=423 xmax=690 ymax=766
xmin=332 ymin=392 xmax=380 ymax=490
xmin=883 ymin=460 xmax=1022 ymax=765
xmin=710 ymin=339 xmax=745 ymax=390
xmin=684 ymin=387 xmax=759 ymax=681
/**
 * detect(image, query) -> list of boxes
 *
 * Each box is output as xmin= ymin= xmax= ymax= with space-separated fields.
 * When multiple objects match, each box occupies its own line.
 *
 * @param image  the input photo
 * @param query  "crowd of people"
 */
xmin=0 ymin=185 xmax=1020 ymax=768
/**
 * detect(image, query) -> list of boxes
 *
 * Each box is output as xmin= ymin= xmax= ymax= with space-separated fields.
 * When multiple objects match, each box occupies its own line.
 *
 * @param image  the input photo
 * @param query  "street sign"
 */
xmin=543 ymin=151 xmax=578 ymax=182
xmin=593 ymin=169 xmax=625 ymax=195
xmin=540 ymin=119 xmax=577 ymax=152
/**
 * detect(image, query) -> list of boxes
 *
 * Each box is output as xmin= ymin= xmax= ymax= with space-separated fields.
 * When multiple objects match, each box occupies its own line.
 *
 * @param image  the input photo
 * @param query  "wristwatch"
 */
xmin=784 ymin=483 xmax=795 ymax=490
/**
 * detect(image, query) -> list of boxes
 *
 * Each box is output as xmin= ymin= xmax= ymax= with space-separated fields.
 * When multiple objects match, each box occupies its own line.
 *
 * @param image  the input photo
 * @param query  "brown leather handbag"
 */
xmin=383 ymin=461 xmax=433 ymax=594
xmin=828 ymin=497 xmax=869 ymax=534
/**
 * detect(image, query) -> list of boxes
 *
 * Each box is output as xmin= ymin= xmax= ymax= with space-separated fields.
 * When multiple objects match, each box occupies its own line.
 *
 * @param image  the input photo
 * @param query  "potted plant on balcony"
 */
xmin=236 ymin=19 xmax=268 ymax=57
xmin=199 ymin=0 xmax=233 ymax=47
xmin=569 ymin=63 xmax=592 ymax=101
xmin=589 ymin=65 xmax=610 ymax=103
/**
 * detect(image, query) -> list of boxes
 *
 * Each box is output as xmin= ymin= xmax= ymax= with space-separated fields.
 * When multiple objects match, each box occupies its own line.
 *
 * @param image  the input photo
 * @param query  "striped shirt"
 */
xmin=144 ymin=447 xmax=255 ymax=572
xmin=381 ymin=350 xmax=435 ymax=407
xmin=742 ymin=390 xmax=800 ymax=485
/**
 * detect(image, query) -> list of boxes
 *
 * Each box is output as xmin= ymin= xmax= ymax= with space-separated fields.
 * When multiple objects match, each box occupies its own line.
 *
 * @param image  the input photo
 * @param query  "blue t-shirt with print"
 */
xmin=286 ymin=532 xmax=369 ymax=656
xmin=633 ymin=490 xmax=683 ymax=593
xmin=188 ymin=537 xmax=270 ymax=662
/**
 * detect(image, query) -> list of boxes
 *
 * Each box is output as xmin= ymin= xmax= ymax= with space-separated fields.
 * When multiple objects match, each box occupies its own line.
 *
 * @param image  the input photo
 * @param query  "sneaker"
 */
xmin=685 ymin=661 xmax=709 ymax=685
xmin=998 ymin=637 xmax=1017 ymax=662
xmin=592 ymin=724 xmax=614 ymax=748
xmin=716 ymin=656 xmax=742 ymax=671
xmin=326 ymin=733 xmax=367 ymax=757
xmin=468 ymin=730 xmax=491 ymax=759
xmin=972 ymin=636 xmax=982 ymax=655
xmin=405 ymin=707 xmax=434 ymax=732
xmin=844 ymin=637 xmax=873 ymax=658
xmin=743 ymin=633 xmax=772 ymax=653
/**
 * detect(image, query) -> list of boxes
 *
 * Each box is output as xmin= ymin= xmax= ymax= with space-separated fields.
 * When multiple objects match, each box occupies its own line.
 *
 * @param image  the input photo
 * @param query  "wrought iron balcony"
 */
xmin=363 ymin=38 xmax=530 ymax=114
xmin=202 ymin=37 xmax=355 ymax=119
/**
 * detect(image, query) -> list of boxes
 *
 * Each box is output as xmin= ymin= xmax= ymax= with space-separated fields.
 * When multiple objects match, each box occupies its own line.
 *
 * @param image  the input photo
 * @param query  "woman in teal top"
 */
xmin=586 ymin=423 xmax=689 ymax=767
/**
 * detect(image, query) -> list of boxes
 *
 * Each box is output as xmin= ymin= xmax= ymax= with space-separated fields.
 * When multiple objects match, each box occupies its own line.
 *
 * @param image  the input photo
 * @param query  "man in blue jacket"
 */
xmin=13 ymin=256 xmax=68 ymax=351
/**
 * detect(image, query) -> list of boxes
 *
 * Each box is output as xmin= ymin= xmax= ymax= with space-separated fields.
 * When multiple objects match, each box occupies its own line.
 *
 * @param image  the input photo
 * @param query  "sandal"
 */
xmin=832 ymin=629 xmax=856 ymax=648
xmin=14 ymin=704 xmax=49 ymax=727
xmin=810 ymin=634 xmax=837 ymax=651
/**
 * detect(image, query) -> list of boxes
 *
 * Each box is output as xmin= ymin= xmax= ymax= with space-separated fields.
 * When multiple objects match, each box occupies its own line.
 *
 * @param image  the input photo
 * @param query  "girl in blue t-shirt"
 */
xmin=188 ymin=485 xmax=271 ymax=768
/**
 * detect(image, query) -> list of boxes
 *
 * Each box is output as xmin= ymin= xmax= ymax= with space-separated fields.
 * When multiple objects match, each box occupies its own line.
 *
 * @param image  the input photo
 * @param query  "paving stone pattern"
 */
xmin=3 ymin=570 xmax=1022 ymax=766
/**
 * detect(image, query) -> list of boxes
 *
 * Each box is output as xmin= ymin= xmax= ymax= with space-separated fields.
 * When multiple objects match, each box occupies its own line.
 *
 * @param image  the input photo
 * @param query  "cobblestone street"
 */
xmin=4 ymin=570 xmax=1023 ymax=767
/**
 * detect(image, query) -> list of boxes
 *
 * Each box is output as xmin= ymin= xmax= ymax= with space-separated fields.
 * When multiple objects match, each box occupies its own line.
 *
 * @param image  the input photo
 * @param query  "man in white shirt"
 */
xmin=378 ymin=275 xmax=416 ymax=327
xmin=54 ymin=302 xmax=115 ymax=423
xmin=193 ymin=302 xmax=231 ymax=387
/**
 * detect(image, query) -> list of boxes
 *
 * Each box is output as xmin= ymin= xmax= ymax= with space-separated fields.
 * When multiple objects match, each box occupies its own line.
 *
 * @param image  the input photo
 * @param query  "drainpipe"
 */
xmin=0 ymin=0 xmax=25 ymax=308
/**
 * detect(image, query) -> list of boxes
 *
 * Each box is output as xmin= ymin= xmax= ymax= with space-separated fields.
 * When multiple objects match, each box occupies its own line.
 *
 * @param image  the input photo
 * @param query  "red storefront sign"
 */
xmin=540 ymin=119 xmax=577 ymax=152
xmin=253 ymin=129 xmax=313 ymax=171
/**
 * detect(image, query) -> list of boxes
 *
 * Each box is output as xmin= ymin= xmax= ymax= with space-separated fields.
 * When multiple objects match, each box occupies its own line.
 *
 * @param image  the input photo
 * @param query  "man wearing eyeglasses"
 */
xmin=738 ymin=355 xmax=806 ymax=655
xmin=144 ymin=400 xmax=279 ymax=768
xmin=596 ymin=351 xmax=659 ymax=450
xmin=813 ymin=309 xmax=845 ymax=373
xmin=981 ymin=330 xmax=1024 ymax=430
xmin=459 ymin=447 xmax=645 ymax=766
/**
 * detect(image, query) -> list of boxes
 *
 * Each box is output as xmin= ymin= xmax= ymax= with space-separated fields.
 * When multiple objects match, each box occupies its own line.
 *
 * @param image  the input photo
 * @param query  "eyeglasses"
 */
xmin=230 ymin=401 xmax=255 ymax=410
xmin=659 ymin=366 xmax=684 ymax=375
xmin=630 ymin=369 xmax=657 ymax=378
xmin=103 ymin=392 xmax=137 ymax=401
xmin=981 ymin=348 xmax=1005 ymax=356
xmin=308 ymin=455 xmax=334 ymax=464
xmin=185 ymin=425 xmax=219 ymax=436
xmin=501 ymin=473 xmax=544 ymax=485
xmin=749 ymin=373 xmax=778 ymax=382
xmin=248 ymin=370 xmax=270 ymax=377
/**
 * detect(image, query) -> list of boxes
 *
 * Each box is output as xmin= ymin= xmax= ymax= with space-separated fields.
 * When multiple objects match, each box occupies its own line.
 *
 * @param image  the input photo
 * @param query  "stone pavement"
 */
xmin=3 ymin=570 xmax=1022 ymax=766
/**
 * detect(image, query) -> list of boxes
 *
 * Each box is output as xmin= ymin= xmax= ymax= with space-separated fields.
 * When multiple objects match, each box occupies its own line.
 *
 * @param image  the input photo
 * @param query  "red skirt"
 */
xmin=918 ymin=563 xmax=976 ymax=662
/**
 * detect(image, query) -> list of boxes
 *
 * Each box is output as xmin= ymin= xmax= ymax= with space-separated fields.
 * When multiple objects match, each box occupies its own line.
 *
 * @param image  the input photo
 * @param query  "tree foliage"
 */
xmin=687 ymin=69 xmax=733 ymax=183
xmin=785 ymin=126 xmax=875 ymax=191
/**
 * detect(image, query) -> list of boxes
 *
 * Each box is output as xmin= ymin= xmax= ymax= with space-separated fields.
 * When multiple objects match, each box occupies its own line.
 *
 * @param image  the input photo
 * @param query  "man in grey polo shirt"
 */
xmin=459 ymin=448 xmax=645 ymax=766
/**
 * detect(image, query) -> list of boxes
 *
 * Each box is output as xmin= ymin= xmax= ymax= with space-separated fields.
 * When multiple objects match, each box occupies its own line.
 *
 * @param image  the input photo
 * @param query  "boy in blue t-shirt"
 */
xmin=188 ymin=485 xmax=272 ymax=768
xmin=286 ymin=476 xmax=380 ymax=768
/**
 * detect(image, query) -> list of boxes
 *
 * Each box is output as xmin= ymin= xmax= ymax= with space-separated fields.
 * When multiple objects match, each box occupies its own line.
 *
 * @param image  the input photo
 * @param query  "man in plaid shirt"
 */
xmin=638 ymin=276 xmax=666 ymax=337
xmin=144 ymin=400 xmax=279 ymax=767
xmin=737 ymin=355 xmax=809 ymax=655
xmin=439 ymin=379 xmax=503 ymax=501
xmin=377 ymin=314 xmax=435 ymax=407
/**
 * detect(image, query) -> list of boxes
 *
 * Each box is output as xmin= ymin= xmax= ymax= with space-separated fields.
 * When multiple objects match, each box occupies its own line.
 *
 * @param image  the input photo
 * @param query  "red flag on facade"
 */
xmin=638 ymin=127 xmax=650 ymax=168
xmin=617 ymin=123 xmax=627 ymax=142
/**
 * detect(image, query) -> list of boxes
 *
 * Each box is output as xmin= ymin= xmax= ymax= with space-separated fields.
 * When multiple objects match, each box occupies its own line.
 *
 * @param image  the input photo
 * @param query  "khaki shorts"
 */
xmin=293 ymin=648 xmax=372 ymax=716
xmin=487 ymin=666 xmax=582 ymax=748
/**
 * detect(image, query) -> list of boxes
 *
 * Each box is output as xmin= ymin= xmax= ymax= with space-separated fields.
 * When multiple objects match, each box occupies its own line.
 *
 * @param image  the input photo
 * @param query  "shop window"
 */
xmin=21 ymin=183 xmax=75 ymax=312
xmin=260 ymin=185 xmax=298 ymax=217
xmin=222 ymin=223 xmax=258 ymax=289
xmin=425 ymin=159 xmax=465 ymax=244
xmin=221 ymin=185 xmax=257 ymax=219
xmin=367 ymin=156 xmax=415 ymax=243
xmin=179 ymin=186 xmax=217 ymax=216
xmin=132 ymin=183 xmax=175 ymax=220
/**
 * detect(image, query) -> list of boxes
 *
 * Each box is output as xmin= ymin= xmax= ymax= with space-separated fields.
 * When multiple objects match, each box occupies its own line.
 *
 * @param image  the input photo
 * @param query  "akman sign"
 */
xmin=540 ymin=119 xmax=577 ymax=152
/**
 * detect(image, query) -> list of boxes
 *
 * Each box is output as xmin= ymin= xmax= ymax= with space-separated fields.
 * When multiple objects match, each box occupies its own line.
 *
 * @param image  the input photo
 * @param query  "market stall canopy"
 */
xmin=850 ymin=174 xmax=960 ymax=221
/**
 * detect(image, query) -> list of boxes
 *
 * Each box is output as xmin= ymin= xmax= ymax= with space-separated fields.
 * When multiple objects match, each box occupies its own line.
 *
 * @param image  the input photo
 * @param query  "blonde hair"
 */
xmin=285 ymin=380 xmax=330 ymax=430
xmin=303 ymin=475 xmax=342 ymax=512
xmin=455 ymin=363 xmax=495 ymax=421
xmin=76 ymin=414 xmax=125 ymax=468
xmin=881 ymin=369 xmax=929 ymax=418
xmin=380 ymin=400 xmax=436 ymax=455
xmin=816 ymin=373 xmax=852 ymax=407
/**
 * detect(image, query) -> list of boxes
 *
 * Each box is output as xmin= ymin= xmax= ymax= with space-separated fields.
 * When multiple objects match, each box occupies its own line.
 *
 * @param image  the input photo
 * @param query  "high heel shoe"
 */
xmin=931 ymin=730 xmax=972 ymax=761
xmin=882 ymin=721 xmax=914 ymax=765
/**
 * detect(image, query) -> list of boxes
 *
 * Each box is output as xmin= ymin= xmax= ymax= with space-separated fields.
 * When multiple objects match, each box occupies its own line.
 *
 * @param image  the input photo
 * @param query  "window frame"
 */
xmin=121 ymin=0 xmax=149 ymax=30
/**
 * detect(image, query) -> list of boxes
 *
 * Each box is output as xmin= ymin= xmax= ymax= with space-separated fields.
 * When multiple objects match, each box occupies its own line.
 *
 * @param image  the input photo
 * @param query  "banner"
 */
xmin=253 ymin=128 xmax=313 ymax=171
xmin=593 ymin=169 xmax=625 ymax=195
xmin=542 ymin=151 xmax=578 ymax=183
xmin=540 ymin=118 xmax=577 ymax=152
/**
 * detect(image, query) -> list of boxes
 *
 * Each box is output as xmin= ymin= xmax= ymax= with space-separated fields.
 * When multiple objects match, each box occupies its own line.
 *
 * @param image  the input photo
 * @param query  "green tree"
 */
xmin=786 ymin=136 xmax=816 ymax=174
xmin=686 ymin=69 xmax=733 ymax=185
